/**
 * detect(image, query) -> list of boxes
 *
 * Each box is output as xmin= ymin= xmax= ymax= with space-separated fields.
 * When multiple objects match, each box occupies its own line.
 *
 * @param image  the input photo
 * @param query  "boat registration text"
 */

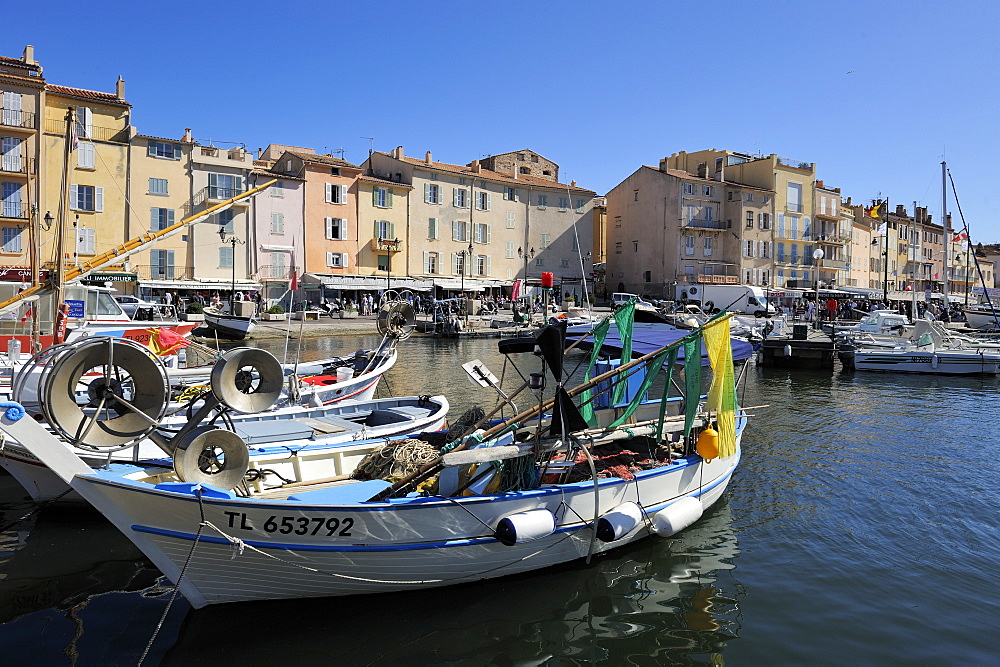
xmin=224 ymin=511 xmax=354 ymax=536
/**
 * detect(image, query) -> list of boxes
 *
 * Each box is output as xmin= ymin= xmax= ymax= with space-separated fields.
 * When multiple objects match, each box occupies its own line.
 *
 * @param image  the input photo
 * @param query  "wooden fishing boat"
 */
xmin=0 ymin=305 xmax=747 ymax=608
xmin=203 ymin=306 xmax=256 ymax=339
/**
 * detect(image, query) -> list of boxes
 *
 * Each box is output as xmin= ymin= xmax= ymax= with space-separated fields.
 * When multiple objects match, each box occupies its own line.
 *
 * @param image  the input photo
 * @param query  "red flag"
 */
xmin=511 ymin=279 xmax=521 ymax=301
xmin=290 ymin=272 xmax=298 ymax=291
xmin=20 ymin=306 xmax=32 ymax=325
xmin=952 ymin=232 xmax=967 ymax=242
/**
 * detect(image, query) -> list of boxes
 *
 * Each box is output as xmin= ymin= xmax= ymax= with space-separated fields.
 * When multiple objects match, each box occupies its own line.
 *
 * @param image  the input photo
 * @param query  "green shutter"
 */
xmin=373 ymin=220 xmax=380 ymax=239
xmin=372 ymin=187 xmax=379 ymax=206
xmin=389 ymin=222 xmax=395 ymax=239
xmin=387 ymin=189 xmax=393 ymax=208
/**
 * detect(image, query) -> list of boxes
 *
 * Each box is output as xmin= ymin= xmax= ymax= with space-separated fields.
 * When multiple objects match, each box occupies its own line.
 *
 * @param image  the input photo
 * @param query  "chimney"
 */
xmin=896 ymin=203 xmax=906 ymax=216
xmin=511 ymin=164 xmax=518 ymax=180
xmin=116 ymin=75 xmax=125 ymax=100
xmin=816 ymin=179 xmax=824 ymax=189
xmin=471 ymin=160 xmax=481 ymax=174
xmin=425 ymin=150 xmax=432 ymax=164
xmin=571 ymin=180 xmax=576 ymax=187
xmin=697 ymin=162 xmax=707 ymax=178
xmin=391 ymin=146 xmax=403 ymax=159
xmin=182 ymin=128 xmax=192 ymax=142
xmin=22 ymin=45 xmax=35 ymax=65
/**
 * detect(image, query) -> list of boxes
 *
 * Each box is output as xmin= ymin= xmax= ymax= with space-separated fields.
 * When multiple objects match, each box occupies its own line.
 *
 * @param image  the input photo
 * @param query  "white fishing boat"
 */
xmin=963 ymin=305 xmax=1000 ymax=331
xmin=851 ymin=327 xmax=1000 ymax=375
xmin=202 ymin=307 xmax=256 ymax=339
xmin=0 ymin=304 xmax=747 ymax=608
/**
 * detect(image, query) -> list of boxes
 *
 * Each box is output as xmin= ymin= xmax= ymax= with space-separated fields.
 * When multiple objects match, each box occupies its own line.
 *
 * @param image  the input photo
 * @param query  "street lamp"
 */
xmin=813 ymin=248 xmax=824 ymax=328
xmin=517 ymin=245 xmax=535 ymax=305
xmin=461 ymin=241 xmax=474 ymax=322
xmin=219 ymin=227 xmax=245 ymax=315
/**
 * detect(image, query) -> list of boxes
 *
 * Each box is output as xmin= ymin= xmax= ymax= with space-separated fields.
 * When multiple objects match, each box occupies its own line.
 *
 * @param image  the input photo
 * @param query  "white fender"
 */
xmin=596 ymin=501 xmax=644 ymax=542
xmin=495 ymin=508 xmax=556 ymax=546
xmin=652 ymin=497 xmax=703 ymax=537
xmin=783 ymin=344 xmax=792 ymax=357
xmin=931 ymin=354 xmax=939 ymax=369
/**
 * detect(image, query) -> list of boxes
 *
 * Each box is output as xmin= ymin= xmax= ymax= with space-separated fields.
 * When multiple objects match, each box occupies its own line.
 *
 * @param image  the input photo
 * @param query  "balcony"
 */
xmin=136 ymin=264 xmax=196 ymax=281
xmin=193 ymin=185 xmax=249 ymax=207
xmin=0 ymin=108 xmax=36 ymax=131
xmin=0 ymin=158 xmax=35 ymax=176
xmin=695 ymin=275 xmax=739 ymax=285
xmin=258 ymin=264 xmax=291 ymax=280
xmin=370 ymin=238 xmax=402 ymax=252
xmin=0 ymin=202 xmax=28 ymax=220
xmin=683 ymin=218 xmax=728 ymax=230
xmin=819 ymin=259 xmax=847 ymax=269
xmin=44 ymin=117 xmax=129 ymax=143
xmin=786 ymin=203 xmax=804 ymax=213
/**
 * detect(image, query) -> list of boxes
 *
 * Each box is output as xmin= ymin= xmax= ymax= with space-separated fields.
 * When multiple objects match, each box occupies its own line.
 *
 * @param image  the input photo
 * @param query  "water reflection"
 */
xmin=163 ymin=500 xmax=742 ymax=664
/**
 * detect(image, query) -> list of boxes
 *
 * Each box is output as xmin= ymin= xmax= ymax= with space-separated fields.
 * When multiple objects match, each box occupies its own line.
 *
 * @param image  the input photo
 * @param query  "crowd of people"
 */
xmin=775 ymin=297 xmax=965 ymax=323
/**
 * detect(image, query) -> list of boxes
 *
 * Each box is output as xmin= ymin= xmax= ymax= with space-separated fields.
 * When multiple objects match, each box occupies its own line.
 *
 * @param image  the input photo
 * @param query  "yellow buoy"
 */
xmin=696 ymin=425 xmax=719 ymax=461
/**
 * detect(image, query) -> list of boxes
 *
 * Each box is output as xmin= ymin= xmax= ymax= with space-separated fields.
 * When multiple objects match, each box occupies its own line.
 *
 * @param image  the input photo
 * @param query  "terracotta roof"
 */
xmin=288 ymin=151 xmax=359 ymax=170
xmin=46 ymin=83 xmax=129 ymax=106
xmin=135 ymin=133 xmax=192 ymax=145
xmin=359 ymin=174 xmax=413 ymax=189
xmin=251 ymin=168 xmax=304 ymax=182
xmin=381 ymin=152 xmax=595 ymax=194
xmin=0 ymin=55 xmax=42 ymax=73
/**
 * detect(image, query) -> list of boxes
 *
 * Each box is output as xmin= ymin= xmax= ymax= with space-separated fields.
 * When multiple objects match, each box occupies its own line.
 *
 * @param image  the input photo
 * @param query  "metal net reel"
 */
xmin=376 ymin=300 xmax=416 ymax=340
xmin=209 ymin=346 xmax=284 ymax=413
xmin=33 ymin=337 xmax=169 ymax=452
xmin=171 ymin=425 xmax=250 ymax=488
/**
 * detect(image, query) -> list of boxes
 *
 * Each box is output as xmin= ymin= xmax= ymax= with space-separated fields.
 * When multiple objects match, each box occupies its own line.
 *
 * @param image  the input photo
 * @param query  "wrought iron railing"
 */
xmin=43 ymin=117 xmax=129 ymax=143
xmin=0 ymin=202 xmax=28 ymax=220
xmin=257 ymin=264 xmax=291 ymax=279
xmin=0 ymin=158 xmax=35 ymax=175
xmin=0 ymin=108 xmax=36 ymax=130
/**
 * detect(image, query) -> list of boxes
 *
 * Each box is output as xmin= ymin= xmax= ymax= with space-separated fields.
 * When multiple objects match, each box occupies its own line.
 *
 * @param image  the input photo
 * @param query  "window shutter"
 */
xmin=150 ymin=207 xmax=157 ymax=230
xmin=486 ymin=193 xmax=492 ymax=211
xmin=453 ymin=188 xmax=459 ymax=206
xmin=209 ymin=173 xmax=218 ymax=189
xmin=387 ymin=190 xmax=393 ymax=208
xmin=339 ymin=184 xmax=348 ymax=203
xmin=173 ymin=144 xmax=182 ymax=160
xmin=486 ymin=255 xmax=491 ymax=275
xmin=325 ymin=183 xmax=332 ymax=203
xmin=424 ymin=183 xmax=431 ymax=203
xmin=340 ymin=253 xmax=349 ymax=267
xmin=235 ymin=176 xmax=243 ymax=192
xmin=167 ymin=209 xmax=174 ymax=228
xmin=326 ymin=251 xmax=334 ymax=266
xmin=166 ymin=250 xmax=175 ymax=272
xmin=486 ymin=224 xmax=492 ymax=244
xmin=70 ymin=184 xmax=78 ymax=210
xmin=428 ymin=217 xmax=437 ymax=239
xmin=389 ymin=222 xmax=395 ymax=239
xmin=372 ymin=187 xmax=379 ymax=206
xmin=95 ymin=186 xmax=104 ymax=212
xmin=147 ymin=140 xmax=156 ymax=157
xmin=423 ymin=251 xmax=430 ymax=272
xmin=452 ymin=220 xmax=460 ymax=241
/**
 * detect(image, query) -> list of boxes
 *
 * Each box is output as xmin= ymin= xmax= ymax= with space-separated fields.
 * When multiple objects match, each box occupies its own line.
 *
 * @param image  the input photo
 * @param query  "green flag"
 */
xmin=611 ymin=299 xmax=636 ymax=405
xmin=683 ymin=333 xmax=702 ymax=438
xmin=579 ymin=317 xmax=612 ymax=427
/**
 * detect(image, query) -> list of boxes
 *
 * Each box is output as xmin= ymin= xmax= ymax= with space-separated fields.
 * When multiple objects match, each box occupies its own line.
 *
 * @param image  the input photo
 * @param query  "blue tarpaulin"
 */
xmin=567 ymin=322 xmax=754 ymax=366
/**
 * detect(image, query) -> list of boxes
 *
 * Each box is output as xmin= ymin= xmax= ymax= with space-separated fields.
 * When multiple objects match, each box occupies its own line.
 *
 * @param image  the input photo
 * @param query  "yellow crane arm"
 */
xmin=0 ymin=179 xmax=277 ymax=316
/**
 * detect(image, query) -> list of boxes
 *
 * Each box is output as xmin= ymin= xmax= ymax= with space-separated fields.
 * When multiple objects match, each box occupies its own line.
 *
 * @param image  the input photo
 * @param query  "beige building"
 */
xmin=0 ymin=46 xmax=44 ymax=283
xmin=356 ymin=174 xmax=411 ymax=286
xmin=813 ymin=181 xmax=848 ymax=288
xmin=365 ymin=147 xmax=594 ymax=299
xmin=846 ymin=200 xmax=872 ymax=290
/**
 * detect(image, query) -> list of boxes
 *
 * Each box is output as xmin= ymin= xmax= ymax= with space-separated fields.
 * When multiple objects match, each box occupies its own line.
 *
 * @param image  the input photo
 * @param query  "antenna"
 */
xmin=361 ymin=136 xmax=374 ymax=155
xmin=332 ymin=147 xmax=345 ymax=159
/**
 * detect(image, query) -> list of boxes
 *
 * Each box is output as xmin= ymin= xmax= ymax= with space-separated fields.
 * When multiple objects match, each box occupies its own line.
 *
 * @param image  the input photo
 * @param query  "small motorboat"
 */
xmin=203 ymin=307 xmax=256 ymax=339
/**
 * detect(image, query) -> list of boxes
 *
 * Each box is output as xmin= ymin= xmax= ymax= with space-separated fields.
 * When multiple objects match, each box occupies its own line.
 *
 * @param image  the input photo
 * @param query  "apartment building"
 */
xmin=0 ymin=46 xmax=44 ymax=283
xmin=813 ymin=181 xmax=849 ymax=288
xmin=366 ymin=147 xmax=594 ymax=299
xmin=356 ymin=173 xmax=411 ymax=288
xmin=845 ymin=199 xmax=872 ymax=289
xmin=248 ymin=151 xmax=304 ymax=302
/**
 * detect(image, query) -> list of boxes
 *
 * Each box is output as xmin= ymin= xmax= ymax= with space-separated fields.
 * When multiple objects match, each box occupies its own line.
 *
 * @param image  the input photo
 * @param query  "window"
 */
xmin=218 ymin=209 xmax=234 ymax=234
xmin=330 ymin=167 xmax=341 ymax=176
xmin=644 ymin=270 xmax=651 ymax=283
xmin=271 ymin=212 xmax=284 ymax=235
xmin=476 ymin=191 xmax=491 ymax=211
xmin=325 ymin=183 xmax=348 ymax=204
xmin=614 ymin=215 xmax=622 ymax=228
xmin=777 ymin=242 xmax=785 ymax=263
xmin=759 ymin=212 xmax=770 ymax=229
xmin=519 ymin=167 xmax=529 ymax=174
xmin=458 ymin=178 xmax=467 ymax=185
xmin=473 ymin=223 xmax=490 ymax=244
xmin=453 ymin=188 xmax=468 ymax=208
xmin=534 ymin=257 xmax=543 ymax=267
xmin=791 ymin=244 xmax=799 ymax=264
xmin=149 ymin=178 xmax=168 ymax=196
xmin=615 ymin=242 xmax=622 ymax=254
xmin=746 ymin=192 xmax=755 ymax=202
xmin=537 ymin=194 xmax=547 ymax=207
xmin=477 ymin=255 xmax=489 ymax=276
xmin=271 ymin=181 xmax=283 ymax=198
xmin=746 ymin=211 xmax=754 ymax=228
xmin=373 ymin=220 xmax=393 ymax=240
xmin=326 ymin=252 xmax=348 ymax=268
xmin=271 ymin=252 xmax=286 ymax=275
xmin=69 ymin=184 xmax=103 ymax=212
xmin=633 ymin=190 xmax=639 ymax=201
xmin=760 ymin=241 xmax=770 ymax=258
xmin=558 ymin=196 xmax=569 ymax=209
xmin=572 ymin=236 xmax=578 ymax=251
xmin=453 ymin=252 xmax=467 ymax=276
xmin=787 ymin=182 xmax=802 ymax=212
xmin=561 ymin=259 xmax=570 ymax=268
xmin=506 ymin=211 xmax=516 ymax=228
xmin=220 ymin=246 xmax=234 ymax=268
xmin=683 ymin=183 xmax=694 ymax=195
xmin=684 ymin=235 xmax=694 ymax=256
xmin=147 ymin=139 xmax=181 ymax=159
xmin=685 ymin=264 xmax=695 ymax=277
xmin=1 ymin=182 xmax=21 ymax=217
xmin=151 ymin=249 xmax=175 ymax=279
xmin=452 ymin=220 xmax=468 ymax=242
xmin=150 ymin=207 xmax=174 ymax=231
xmin=789 ymin=215 xmax=799 ymax=240
xmin=505 ymin=241 xmax=515 ymax=258
xmin=424 ymin=252 xmax=438 ymax=274
xmin=77 ymin=141 xmax=95 ymax=169
xmin=2 ymin=226 xmax=22 ymax=253
xmin=704 ymin=237 xmax=713 ymax=256
xmin=575 ymin=198 xmax=586 ymax=210
xmin=75 ymin=107 xmax=92 ymax=139
xmin=428 ymin=217 xmax=438 ymax=239
xmin=503 ymin=186 xmax=518 ymax=201
xmin=763 ymin=195 xmax=771 ymax=204
xmin=705 ymin=207 xmax=713 ymax=222
xmin=325 ymin=217 xmax=347 ymax=240
xmin=702 ymin=185 xmax=714 ymax=196
xmin=373 ymin=186 xmax=392 ymax=208
xmin=377 ymin=254 xmax=389 ymax=272
xmin=803 ymin=217 xmax=811 ymax=239
xmin=540 ymin=233 xmax=551 ymax=248
xmin=424 ymin=183 xmax=442 ymax=204
xmin=745 ymin=241 xmax=754 ymax=258
xmin=208 ymin=173 xmax=242 ymax=199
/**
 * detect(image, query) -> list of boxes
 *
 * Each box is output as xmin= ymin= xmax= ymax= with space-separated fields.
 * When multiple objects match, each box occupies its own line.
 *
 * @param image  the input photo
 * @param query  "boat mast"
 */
xmin=941 ymin=161 xmax=949 ymax=306
xmin=55 ymin=107 xmax=75 ymax=309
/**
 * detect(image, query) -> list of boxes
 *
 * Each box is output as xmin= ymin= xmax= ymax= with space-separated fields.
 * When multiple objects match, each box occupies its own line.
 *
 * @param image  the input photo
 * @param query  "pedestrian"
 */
xmin=825 ymin=297 xmax=838 ymax=322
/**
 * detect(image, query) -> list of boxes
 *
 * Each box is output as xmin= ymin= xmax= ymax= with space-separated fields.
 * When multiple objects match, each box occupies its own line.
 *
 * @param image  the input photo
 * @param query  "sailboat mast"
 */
xmin=55 ymin=107 xmax=75 ymax=308
xmin=941 ymin=161 xmax=949 ymax=304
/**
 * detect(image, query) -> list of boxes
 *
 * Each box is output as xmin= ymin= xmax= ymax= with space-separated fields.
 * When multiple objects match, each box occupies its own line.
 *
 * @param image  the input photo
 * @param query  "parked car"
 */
xmin=114 ymin=295 xmax=162 ymax=320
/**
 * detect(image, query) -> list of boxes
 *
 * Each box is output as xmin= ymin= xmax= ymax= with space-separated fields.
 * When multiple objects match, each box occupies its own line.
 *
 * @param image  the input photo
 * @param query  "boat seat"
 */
xmin=386 ymin=405 xmax=431 ymax=418
xmin=286 ymin=479 xmax=393 ymax=504
xmin=233 ymin=420 xmax=316 ymax=445
xmin=364 ymin=410 xmax=408 ymax=426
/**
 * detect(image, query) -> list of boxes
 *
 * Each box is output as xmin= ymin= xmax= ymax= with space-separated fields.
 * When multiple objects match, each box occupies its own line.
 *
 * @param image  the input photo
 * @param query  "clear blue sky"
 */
xmin=6 ymin=0 xmax=999 ymax=241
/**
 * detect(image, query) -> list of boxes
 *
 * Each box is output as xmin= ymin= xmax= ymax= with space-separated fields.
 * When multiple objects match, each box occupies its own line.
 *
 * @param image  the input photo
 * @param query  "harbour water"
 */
xmin=1 ymin=334 xmax=999 ymax=664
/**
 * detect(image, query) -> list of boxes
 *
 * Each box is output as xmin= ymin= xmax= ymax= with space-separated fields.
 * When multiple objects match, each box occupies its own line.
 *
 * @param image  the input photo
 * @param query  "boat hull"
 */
xmin=68 ymin=441 xmax=739 ymax=608
xmin=964 ymin=308 xmax=1000 ymax=330
xmin=854 ymin=348 xmax=1000 ymax=374
xmin=203 ymin=309 xmax=257 ymax=339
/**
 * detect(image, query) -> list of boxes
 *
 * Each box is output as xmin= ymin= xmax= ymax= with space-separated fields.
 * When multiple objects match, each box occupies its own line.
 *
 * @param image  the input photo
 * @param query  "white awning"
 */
xmin=139 ymin=279 xmax=261 ymax=291
xmin=302 ymin=273 xmax=435 ymax=291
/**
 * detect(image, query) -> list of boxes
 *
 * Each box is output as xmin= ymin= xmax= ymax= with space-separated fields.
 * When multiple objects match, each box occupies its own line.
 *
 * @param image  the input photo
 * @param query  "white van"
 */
xmin=611 ymin=292 xmax=656 ymax=309
xmin=675 ymin=284 xmax=776 ymax=316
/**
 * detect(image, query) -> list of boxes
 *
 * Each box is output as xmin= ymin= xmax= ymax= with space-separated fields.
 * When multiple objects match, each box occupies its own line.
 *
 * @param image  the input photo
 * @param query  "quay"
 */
xmin=759 ymin=323 xmax=838 ymax=369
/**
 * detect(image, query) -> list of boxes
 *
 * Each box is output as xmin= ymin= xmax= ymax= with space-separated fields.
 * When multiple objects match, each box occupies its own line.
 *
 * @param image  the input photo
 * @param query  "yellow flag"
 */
xmin=703 ymin=317 xmax=737 ymax=458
